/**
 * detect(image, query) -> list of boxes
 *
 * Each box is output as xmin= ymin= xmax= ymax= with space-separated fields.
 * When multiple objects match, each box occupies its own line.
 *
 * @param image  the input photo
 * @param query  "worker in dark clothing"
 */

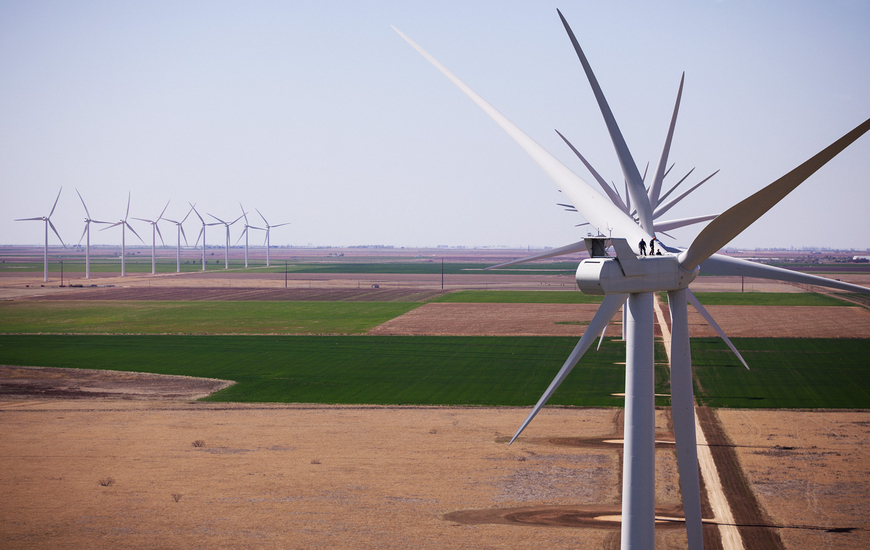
xmin=649 ymin=238 xmax=655 ymax=256
xmin=638 ymin=239 xmax=647 ymax=256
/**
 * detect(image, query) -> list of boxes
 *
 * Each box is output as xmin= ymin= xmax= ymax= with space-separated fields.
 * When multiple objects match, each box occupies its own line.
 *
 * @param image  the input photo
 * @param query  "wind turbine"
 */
xmin=75 ymin=189 xmax=109 ymax=279
xmin=133 ymin=201 xmax=170 ymax=275
xmin=163 ymin=205 xmax=194 ymax=273
xmin=396 ymin=12 xmax=870 ymax=550
xmin=207 ymin=212 xmax=244 ymax=269
xmin=15 ymin=187 xmax=66 ymax=282
xmin=255 ymin=209 xmax=290 ymax=267
xmin=100 ymin=192 xmax=144 ymax=277
xmin=235 ymin=204 xmax=263 ymax=268
xmin=190 ymin=204 xmax=218 ymax=271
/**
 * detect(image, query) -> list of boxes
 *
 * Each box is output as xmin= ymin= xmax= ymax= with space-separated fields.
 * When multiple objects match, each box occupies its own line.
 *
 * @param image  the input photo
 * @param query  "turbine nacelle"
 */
xmin=576 ymin=255 xmax=697 ymax=295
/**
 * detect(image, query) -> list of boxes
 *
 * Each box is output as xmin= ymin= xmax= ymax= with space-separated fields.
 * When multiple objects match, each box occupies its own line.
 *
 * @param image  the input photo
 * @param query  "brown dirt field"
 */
xmin=1 ymin=396 xmax=699 ymax=550
xmin=21 ymin=287 xmax=448 ymax=302
xmin=684 ymin=306 xmax=870 ymax=338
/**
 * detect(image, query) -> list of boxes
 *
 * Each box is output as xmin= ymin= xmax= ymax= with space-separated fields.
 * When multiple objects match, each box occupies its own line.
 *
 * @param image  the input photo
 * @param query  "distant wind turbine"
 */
xmin=15 ymin=187 xmax=66 ymax=282
xmin=163 ymin=205 xmax=194 ymax=273
xmin=100 ymin=192 xmax=144 ymax=277
xmin=208 ymin=212 xmax=244 ymax=269
xmin=133 ymin=201 xmax=170 ymax=275
xmin=75 ymin=189 xmax=109 ymax=279
xmin=235 ymin=204 xmax=264 ymax=268
xmin=256 ymin=209 xmax=290 ymax=267
xmin=191 ymin=204 xmax=220 ymax=271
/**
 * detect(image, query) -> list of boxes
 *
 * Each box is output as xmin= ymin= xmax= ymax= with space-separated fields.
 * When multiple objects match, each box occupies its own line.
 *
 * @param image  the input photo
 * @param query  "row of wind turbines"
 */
xmin=15 ymin=188 xmax=289 ymax=282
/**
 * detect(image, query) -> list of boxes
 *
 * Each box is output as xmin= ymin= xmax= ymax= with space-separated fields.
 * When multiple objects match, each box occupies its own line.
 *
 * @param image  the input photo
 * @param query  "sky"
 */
xmin=2 ymin=1 xmax=869 ymax=250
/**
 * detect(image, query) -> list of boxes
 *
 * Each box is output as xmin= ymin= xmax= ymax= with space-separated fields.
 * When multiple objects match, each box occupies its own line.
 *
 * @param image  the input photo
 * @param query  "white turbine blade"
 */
xmin=16 ymin=217 xmax=44 ymax=222
xmin=654 ymin=214 xmax=718 ymax=233
xmin=190 ymin=203 xmax=204 ymax=223
xmin=556 ymin=10 xmax=653 ymax=233
xmin=235 ymin=227 xmax=247 ymax=245
xmin=76 ymin=189 xmax=91 ymax=219
xmin=158 ymin=201 xmax=170 ymax=221
xmin=485 ymin=240 xmax=587 ymax=270
xmin=240 ymin=203 xmax=249 ymax=225
xmin=666 ymin=288 xmax=704 ymax=550
xmin=48 ymin=220 xmax=66 ymax=248
xmin=155 ymin=224 xmax=166 ymax=247
xmin=700 ymin=253 xmax=870 ymax=294
xmin=595 ymin=322 xmax=609 ymax=351
xmin=181 ymin=206 xmax=194 ymax=223
xmin=126 ymin=221 xmax=145 ymax=243
xmin=394 ymin=26 xmax=649 ymax=247
xmin=78 ymin=224 xmax=88 ymax=245
xmin=686 ymin=289 xmax=749 ymax=370
xmin=230 ymin=214 xmax=244 ymax=225
xmin=510 ymin=293 xmax=628 ymax=444
xmin=556 ymin=130 xmax=628 ymax=211
xmin=208 ymin=213 xmax=226 ymax=224
xmin=256 ymin=208 xmax=270 ymax=227
xmin=194 ymin=227 xmax=204 ymax=248
xmin=180 ymin=225 xmax=189 ymax=246
xmin=131 ymin=217 xmax=151 ymax=223
xmin=681 ymin=117 xmax=870 ymax=271
xmin=657 ymin=167 xmax=695 ymax=206
xmin=653 ymin=170 xmax=719 ymax=219
xmin=48 ymin=187 xmax=62 ymax=218
xmin=272 ymin=222 xmax=291 ymax=228
xmin=100 ymin=221 xmax=123 ymax=231
xmin=648 ymin=74 xmax=684 ymax=209
xmin=125 ymin=192 xmax=131 ymax=221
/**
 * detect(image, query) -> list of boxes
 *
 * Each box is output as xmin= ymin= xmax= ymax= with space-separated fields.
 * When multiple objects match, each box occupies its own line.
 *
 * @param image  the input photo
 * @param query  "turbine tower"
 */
xmin=396 ymin=12 xmax=870 ymax=550
xmin=101 ymin=192 xmax=144 ymax=277
xmin=163 ymin=205 xmax=194 ymax=273
xmin=207 ymin=212 xmax=244 ymax=269
xmin=255 ymin=208 xmax=290 ymax=267
xmin=133 ymin=201 xmax=170 ymax=275
xmin=235 ymin=204 xmax=263 ymax=268
xmin=190 ymin=204 xmax=216 ymax=271
xmin=75 ymin=189 xmax=109 ymax=279
xmin=15 ymin=187 xmax=66 ymax=282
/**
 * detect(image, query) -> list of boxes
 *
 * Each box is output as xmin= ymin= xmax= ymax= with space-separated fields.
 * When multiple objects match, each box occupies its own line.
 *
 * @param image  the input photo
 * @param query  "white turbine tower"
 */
xmin=15 ymin=187 xmax=66 ymax=282
xmin=75 ymin=190 xmax=109 ymax=279
xmin=163 ymin=206 xmax=194 ymax=273
xmin=207 ymin=212 xmax=244 ymax=269
xmin=133 ymin=201 xmax=170 ymax=275
xmin=396 ymin=12 xmax=870 ymax=550
xmin=255 ymin=209 xmax=290 ymax=267
xmin=235 ymin=204 xmax=263 ymax=268
xmin=100 ymin=192 xmax=144 ymax=277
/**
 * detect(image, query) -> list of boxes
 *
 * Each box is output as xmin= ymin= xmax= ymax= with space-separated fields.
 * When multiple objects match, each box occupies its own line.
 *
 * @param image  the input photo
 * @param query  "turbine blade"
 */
xmin=700 ymin=253 xmax=870 ymax=294
xmin=649 ymin=74 xmax=684 ymax=208
xmin=654 ymin=214 xmax=719 ymax=233
xmin=78 ymin=224 xmax=88 ymax=245
xmin=556 ymin=9 xmax=653 ymax=233
xmin=666 ymin=288 xmax=704 ymax=550
xmin=100 ymin=222 xmax=123 ymax=231
xmin=680 ymin=117 xmax=870 ymax=271
xmin=155 ymin=224 xmax=166 ymax=247
xmin=394 ymin=25 xmax=649 ymax=248
xmin=657 ymin=167 xmax=696 ymax=206
xmin=596 ymin=322 xmax=609 ymax=351
xmin=16 ymin=217 xmax=44 ymax=222
xmin=556 ymin=130 xmax=627 ymax=211
xmin=194 ymin=227 xmax=204 ymax=248
xmin=125 ymin=191 xmax=131 ymax=221
xmin=49 ymin=187 xmax=62 ymax=218
xmin=272 ymin=222 xmax=291 ymax=228
xmin=158 ymin=201 xmax=170 ymax=221
xmin=510 ymin=293 xmax=628 ymax=444
xmin=127 ymin=222 xmax=144 ymax=243
xmin=653 ymin=170 xmax=719 ymax=219
xmin=180 ymin=225 xmax=189 ymax=246
xmin=235 ymin=227 xmax=247 ymax=245
xmin=181 ymin=206 xmax=194 ymax=223
xmin=208 ymin=213 xmax=225 ymax=224
xmin=240 ymin=203 xmax=249 ymax=225
xmin=48 ymin=220 xmax=66 ymax=248
xmin=485 ymin=240 xmax=587 ymax=270
xmin=686 ymin=289 xmax=749 ymax=369
xmin=256 ymin=208 xmax=269 ymax=226
xmin=190 ymin=203 xmax=204 ymax=223
xmin=76 ymin=189 xmax=91 ymax=219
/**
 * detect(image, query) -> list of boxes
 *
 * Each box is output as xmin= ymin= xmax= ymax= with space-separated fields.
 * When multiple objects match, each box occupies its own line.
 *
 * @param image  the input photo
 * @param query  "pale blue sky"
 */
xmin=2 ymin=1 xmax=868 ymax=250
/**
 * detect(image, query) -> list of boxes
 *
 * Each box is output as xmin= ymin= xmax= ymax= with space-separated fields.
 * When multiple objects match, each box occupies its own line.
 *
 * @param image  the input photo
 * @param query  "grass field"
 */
xmin=433 ymin=290 xmax=603 ymax=304
xmin=1 ymin=334 xmax=867 ymax=408
xmin=686 ymin=292 xmax=852 ymax=306
xmin=0 ymin=335 xmax=639 ymax=406
xmin=0 ymin=301 xmax=418 ymax=334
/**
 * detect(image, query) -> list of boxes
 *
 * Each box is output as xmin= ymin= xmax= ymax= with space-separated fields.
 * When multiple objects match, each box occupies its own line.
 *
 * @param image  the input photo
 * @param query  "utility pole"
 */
xmin=60 ymin=260 xmax=64 ymax=287
xmin=441 ymin=258 xmax=444 ymax=290
xmin=284 ymin=261 xmax=288 ymax=289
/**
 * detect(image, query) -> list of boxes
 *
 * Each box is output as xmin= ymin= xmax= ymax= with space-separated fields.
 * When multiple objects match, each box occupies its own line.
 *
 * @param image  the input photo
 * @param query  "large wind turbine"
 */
xmin=190 ymin=204 xmax=216 ymax=271
xmin=100 ymin=192 xmax=144 ymax=277
xmin=255 ymin=209 xmax=290 ymax=267
xmin=163 ymin=206 xmax=194 ymax=273
xmin=15 ymin=187 xmax=66 ymax=282
xmin=235 ymin=204 xmax=263 ymax=268
xmin=75 ymin=190 xmax=109 ymax=279
xmin=133 ymin=201 xmax=170 ymax=275
xmin=396 ymin=12 xmax=870 ymax=550
xmin=207 ymin=212 xmax=244 ymax=269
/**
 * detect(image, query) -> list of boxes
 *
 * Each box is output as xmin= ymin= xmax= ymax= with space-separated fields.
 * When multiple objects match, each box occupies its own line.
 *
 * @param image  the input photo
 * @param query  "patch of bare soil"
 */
xmin=24 ymin=287 xmax=447 ymax=302
xmin=0 ymin=366 xmax=233 ymax=400
xmin=686 ymin=306 xmax=870 ymax=338
xmin=367 ymin=303 xmax=623 ymax=337
xmin=716 ymin=409 xmax=870 ymax=549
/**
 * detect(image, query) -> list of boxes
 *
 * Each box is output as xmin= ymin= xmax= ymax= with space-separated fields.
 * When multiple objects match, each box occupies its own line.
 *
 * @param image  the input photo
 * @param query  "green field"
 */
xmin=1 ymin=334 xmax=867 ymax=408
xmin=686 ymin=292 xmax=851 ymax=307
xmin=0 ymin=335 xmax=640 ymax=406
xmin=434 ymin=290 xmax=603 ymax=304
xmin=0 ymin=301 xmax=417 ymax=334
